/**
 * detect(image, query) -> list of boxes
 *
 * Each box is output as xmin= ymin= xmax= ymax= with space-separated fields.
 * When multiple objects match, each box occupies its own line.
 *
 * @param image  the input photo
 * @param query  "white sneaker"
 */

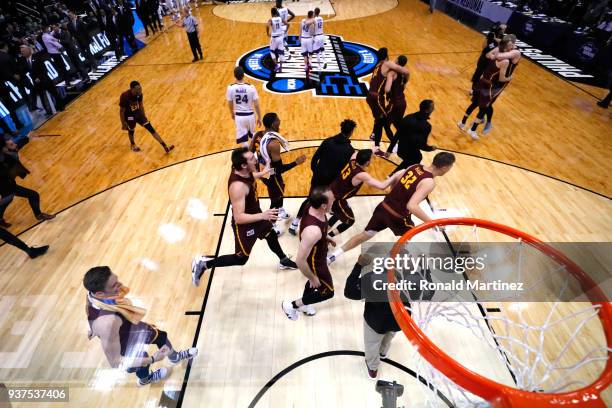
xmin=278 ymin=208 xmax=290 ymax=219
xmin=191 ymin=255 xmax=210 ymax=287
xmin=273 ymin=225 xmax=283 ymax=236
xmin=137 ymin=367 xmax=169 ymax=386
xmin=456 ymin=121 xmax=466 ymax=131
xmin=282 ymin=300 xmax=299 ymax=320
xmin=327 ymin=255 xmax=336 ymax=265
xmin=467 ymin=129 xmax=479 ymax=140
xmin=299 ymin=304 xmax=316 ymax=316
xmin=169 ymin=347 xmax=198 ymax=365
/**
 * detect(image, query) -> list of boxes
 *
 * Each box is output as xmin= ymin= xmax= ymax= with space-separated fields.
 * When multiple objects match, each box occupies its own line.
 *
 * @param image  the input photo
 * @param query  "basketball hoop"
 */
xmin=386 ymin=217 xmax=612 ymax=407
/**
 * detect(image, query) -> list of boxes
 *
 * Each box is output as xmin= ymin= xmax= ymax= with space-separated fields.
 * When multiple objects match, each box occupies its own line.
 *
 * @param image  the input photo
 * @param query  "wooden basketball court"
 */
xmin=1 ymin=0 xmax=610 ymax=407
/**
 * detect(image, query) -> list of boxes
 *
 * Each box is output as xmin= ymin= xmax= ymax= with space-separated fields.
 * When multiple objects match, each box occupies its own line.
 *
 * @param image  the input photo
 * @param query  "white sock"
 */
xmin=290 ymin=218 xmax=300 ymax=227
xmin=331 ymin=248 xmax=344 ymax=259
xmin=317 ymin=52 xmax=324 ymax=69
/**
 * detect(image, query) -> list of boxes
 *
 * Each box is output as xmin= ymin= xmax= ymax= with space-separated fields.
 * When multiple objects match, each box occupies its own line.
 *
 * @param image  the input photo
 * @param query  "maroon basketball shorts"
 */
xmin=308 ymin=254 xmax=334 ymax=294
xmin=366 ymin=93 xmax=390 ymax=119
xmin=364 ymin=202 xmax=414 ymax=236
xmin=472 ymin=80 xmax=504 ymax=109
xmin=124 ymin=113 xmax=149 ymax=130
xmin=332 ymin=198 xmax=355 ymax=225
xmin=232 ymin=219 xmax=273 ymax=257
xmin=262 ymin=173 xmax=285 ymax=203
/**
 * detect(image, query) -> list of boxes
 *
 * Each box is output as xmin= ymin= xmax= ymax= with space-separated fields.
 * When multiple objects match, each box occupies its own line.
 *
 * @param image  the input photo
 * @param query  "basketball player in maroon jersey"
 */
xmin=119 ymin=81 xmax=174 ymax=153
xmin=191 ymin=148 xmax=297 ymax=287
xmin=458 ymin=35 xmax=520 ymax=139
xmin=367 ymin=48 xmax=410 ymax=151
xmin=387 ymin=55 xmax=409 ymax=133
xmin=328 ymin=149 xmax=404 ymax=237
xmin=84 ymin=266 xmax=198 ymax=386
xmin=328 ymin=152 xmax=455 ymax=264
xmin=282 ymin=187 xmax=335 ymax=319
xmin=249 ymin=112 xmax=306 ymax=235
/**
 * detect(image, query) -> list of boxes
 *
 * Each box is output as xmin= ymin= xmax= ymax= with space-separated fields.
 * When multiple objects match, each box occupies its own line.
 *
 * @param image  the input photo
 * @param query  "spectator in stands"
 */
xmin=136 ymin=0 xmax=156 ymax=37
xmin=55 ymin=23 xmax=92 ymax=83
xmin=0 ymin=137 xmax=55 ymax=228
xmin=26 ymin=44 xmax=65 ymax=115
xmin=98 ymin=8 xmax=121 ymax=59
xmin=0 ymin=41 xmax=24 ymax=137
xmin=42 ymin=25 xmax=69 ymax=83
xmin=149 ymin=0 xmax=163 ymax=32
xmin=116 ymin=0 xmax=138 ymax=54
xmin=68 ymin=11 xmax=97 ymax=71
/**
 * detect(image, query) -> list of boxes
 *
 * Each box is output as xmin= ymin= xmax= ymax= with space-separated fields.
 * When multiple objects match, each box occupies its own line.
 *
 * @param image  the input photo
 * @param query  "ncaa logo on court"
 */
xmin=237 ymin=34 xmax=378 ymax=98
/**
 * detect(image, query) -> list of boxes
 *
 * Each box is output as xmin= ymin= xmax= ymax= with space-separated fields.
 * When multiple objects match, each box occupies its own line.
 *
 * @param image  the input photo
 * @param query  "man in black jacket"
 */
xmin=28 ymin=46 xmax=65 ymax=115
xmin=289 ymin=119 xmax=356 ymax=235
xmin=68 ymin=11 xmax=97 ymax=71
xmin=99 ymin=8 xmax=121 ymax=59
xmin=116 ymin=0 xmax=138 ymax=54
xmin=0 ymin=41 xmax=25 ymax=136
xmin=344 ymin=254 xmax=420 ymax=380
xmin=0 ymin=138 xmax=55 ymax=228
xmin=386 ymin=99 xmax=436 ymax=175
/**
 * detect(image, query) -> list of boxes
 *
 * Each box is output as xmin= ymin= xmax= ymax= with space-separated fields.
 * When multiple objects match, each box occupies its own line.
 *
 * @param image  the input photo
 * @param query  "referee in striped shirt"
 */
xmin=182 ymin=11 xmax=203 ymax=62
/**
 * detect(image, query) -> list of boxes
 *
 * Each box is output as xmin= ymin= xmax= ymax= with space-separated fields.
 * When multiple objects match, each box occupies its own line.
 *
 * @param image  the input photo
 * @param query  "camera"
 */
xmin=375 ymin=380 xmax=404 ymax=408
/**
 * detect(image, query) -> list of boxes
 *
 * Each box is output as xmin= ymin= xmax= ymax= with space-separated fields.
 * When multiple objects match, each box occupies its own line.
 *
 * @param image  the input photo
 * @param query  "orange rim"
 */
xmin=387 ymin=217 xmax=612 ymax=407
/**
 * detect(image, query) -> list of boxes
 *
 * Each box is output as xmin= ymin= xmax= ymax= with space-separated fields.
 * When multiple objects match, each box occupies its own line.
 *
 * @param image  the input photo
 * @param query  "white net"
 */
xmin=390 ymin=222 xmax=611 ymax=407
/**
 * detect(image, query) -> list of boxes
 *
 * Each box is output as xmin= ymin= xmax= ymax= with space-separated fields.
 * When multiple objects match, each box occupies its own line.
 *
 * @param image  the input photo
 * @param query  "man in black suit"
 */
xmin=0 ymin=41 xmax=24 ymax=136
xmin=98 ymin=8 xmax=121 ymax=59
xmin=55 ymin=24 xmax=91 ymax=83
xmin=136 ymin=0 xmax=156 ymax=36
xmin=116 ymin=0 xmax=138 ymax=54
xmin=28 ymin=46 xmax=65 ymax=116
xmin=67 ymin=11 xmax=97 ymax=71
xmin=148 ymin=0 xmax=162 ymax=32
xmin=14 ymin=45 xmax=38 ymax=111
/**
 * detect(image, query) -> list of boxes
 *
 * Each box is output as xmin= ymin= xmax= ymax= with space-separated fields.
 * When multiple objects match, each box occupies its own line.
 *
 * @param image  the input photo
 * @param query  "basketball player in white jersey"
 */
xmin=313 ymin=8 xmax=327 ymax=71
xmin=227 ymin=67 xmax=262 ymax=148
xmin=276 ymin=0 xmax=295 ymax=55
xmin=267 ymin=8 xmax=285 ymax=73
xmin=300 ymin=11 xmax=315 ymax=71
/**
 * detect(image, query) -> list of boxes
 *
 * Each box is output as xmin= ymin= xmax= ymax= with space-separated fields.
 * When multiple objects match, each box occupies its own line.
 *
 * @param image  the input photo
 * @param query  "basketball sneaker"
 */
xmin=482 ymin=122 xmax=493 ymax=135
xmin=288 ymin=219 xmax=300 ymax=236
xmin=137 ymin=367 xmax=169 ymax=386
xmin=299 ymin=304 xmax=316 ymax=316
xmin=279 ymin=258 xmax=298 ymax=270
xmin=467 ymin=129 xmax=479 ymax=140
xmin=191 ymin=255 xmax=211 ymax=287
xmin=456 ymin=121 xmax=466 ymax=131
xmin=365 ymin=362 xmax=377 ymax=380
xmin=379 ymin=352 xmax=388 ymax=359
xmin=278 ymin=208 xmax=291 ymax=220
xmin=273 ymin=225 xmax=283 ymax=236
xmin=169 ymin=347 xmax=198 ymax=365
xmin=282 ymin=300 xmax=299 ymax=321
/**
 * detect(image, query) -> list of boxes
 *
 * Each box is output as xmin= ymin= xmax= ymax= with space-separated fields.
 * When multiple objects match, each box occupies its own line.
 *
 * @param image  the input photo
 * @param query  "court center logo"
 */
xmin=237 ymin=34 xmax=378 ymax=98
